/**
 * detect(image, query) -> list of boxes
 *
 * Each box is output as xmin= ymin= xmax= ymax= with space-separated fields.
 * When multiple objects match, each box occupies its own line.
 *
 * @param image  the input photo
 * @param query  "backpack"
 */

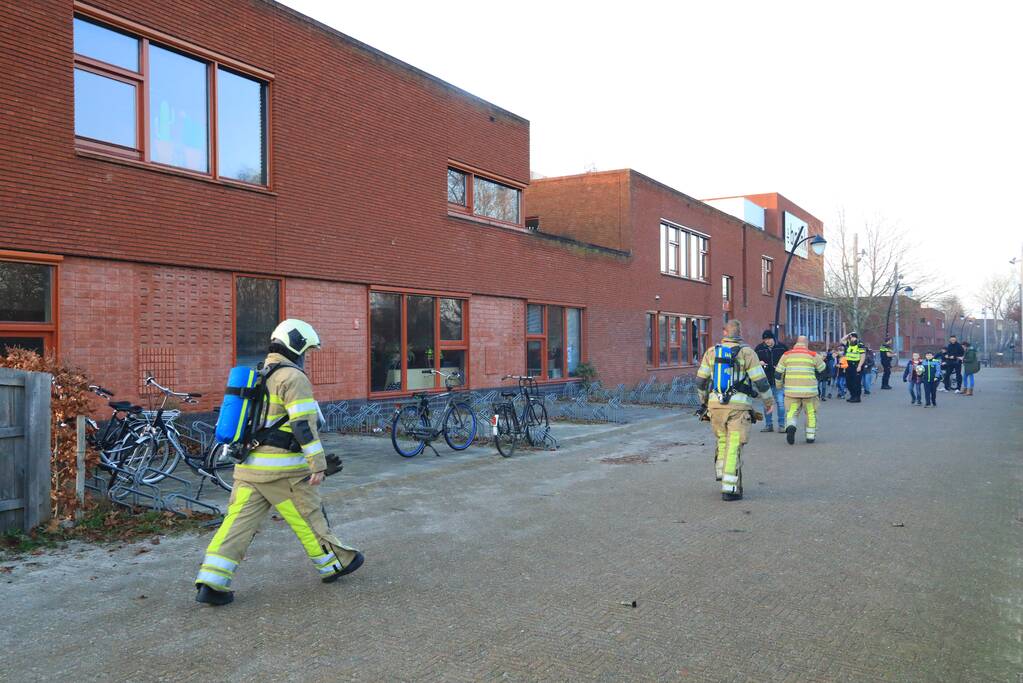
xmin=215 ymin=363 xmax=291 ymax=463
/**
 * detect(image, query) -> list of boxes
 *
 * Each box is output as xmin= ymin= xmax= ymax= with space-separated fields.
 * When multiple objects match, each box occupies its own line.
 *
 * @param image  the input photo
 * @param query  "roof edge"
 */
xmin=269 ymin=1 xmax=529 ymax=125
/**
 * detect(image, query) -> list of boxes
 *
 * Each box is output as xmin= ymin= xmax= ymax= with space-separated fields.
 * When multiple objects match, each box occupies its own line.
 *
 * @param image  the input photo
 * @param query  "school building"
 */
xmin=0 ymin=0 xmax=834 ymax=410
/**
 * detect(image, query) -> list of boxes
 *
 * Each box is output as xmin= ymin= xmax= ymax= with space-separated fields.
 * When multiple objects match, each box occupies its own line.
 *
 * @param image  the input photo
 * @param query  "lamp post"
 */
xmin=772 ymin=227 xmax=827 ymax=340
xmin=883 ymin=264 xmax=912 ymax=355
xmin=1012 ymin=251 xmax=1023 ymax=365
xmin=982 ymin=306 xmax=988 ymax=365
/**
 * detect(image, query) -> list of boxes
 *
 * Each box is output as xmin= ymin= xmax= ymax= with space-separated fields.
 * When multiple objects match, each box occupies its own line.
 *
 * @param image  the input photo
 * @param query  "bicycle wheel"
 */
xmin=391 ymin=405 xmax=427 ymax=457
xmin=524 ymin=400 xmax=551 ymax=447
xmin=443 ymin=401 xmax=477 ymax=451
xmin=206 ymin=443 xmax=235 ymax=492
xmin=494 ymin=406 xmax=517 ymax=458
xmin=139 ymin=434 xmax=183 ymax=485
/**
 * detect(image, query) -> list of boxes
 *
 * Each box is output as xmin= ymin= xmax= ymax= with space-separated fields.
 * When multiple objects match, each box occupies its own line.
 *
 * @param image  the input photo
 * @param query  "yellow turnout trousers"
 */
xmin=195 ymin=476 xmax=359 ymax=592
xmin=710 ymin=406 xmax=750 ymax=494
xmin=785 ymin=396 xmax=819 ymax=441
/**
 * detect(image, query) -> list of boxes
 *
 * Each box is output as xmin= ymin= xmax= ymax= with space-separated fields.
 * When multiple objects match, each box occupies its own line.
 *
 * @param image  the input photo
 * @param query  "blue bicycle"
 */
xmin=391 ymin=369 xmax=477 ymax=457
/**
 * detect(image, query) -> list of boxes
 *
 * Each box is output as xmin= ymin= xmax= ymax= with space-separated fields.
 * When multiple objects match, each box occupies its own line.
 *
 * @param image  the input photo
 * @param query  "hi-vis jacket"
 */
xmin=776 ymin=344 xmax=826 ymax=398
xmin=696 ymin=336 xmax=774 ymax=409
xmin=234 ymin=352 xmax=327 ymax=483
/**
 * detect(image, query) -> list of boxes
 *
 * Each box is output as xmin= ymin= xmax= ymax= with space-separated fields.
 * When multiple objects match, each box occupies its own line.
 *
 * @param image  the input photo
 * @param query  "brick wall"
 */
xmin=469 ymin=296 xmax=525 ymax=384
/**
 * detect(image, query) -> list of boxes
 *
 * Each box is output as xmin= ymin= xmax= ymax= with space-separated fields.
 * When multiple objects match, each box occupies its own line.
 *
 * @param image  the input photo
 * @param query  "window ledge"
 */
xmin=646 ymin=364 xmax=699 ymax=371
xmin=660 ymin=273 xmax=709 ymax=285
xmin=447 ymin=210 xmax=528 ymax=233
xmin=76 ymin=149 xmax=277 ymax=196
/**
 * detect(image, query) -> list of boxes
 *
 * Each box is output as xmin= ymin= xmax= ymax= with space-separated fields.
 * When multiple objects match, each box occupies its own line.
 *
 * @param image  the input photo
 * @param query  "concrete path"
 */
xmin=2 ymin=370 xmax=1020 ymax=681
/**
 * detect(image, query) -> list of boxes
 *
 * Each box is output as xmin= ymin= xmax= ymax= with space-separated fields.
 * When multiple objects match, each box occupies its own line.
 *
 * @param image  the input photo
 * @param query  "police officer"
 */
xmin=775 ymin=335 xmax=826 ymax=444
xmin=195 ymin=319 xmax=364 ymax=606
xmin=879 ymin=338 xmax=894 ymax=389
xmin=842 ymin=332 xmax=866 ymax=403
xmin=696 ymin=319 xmax=775 ymax=501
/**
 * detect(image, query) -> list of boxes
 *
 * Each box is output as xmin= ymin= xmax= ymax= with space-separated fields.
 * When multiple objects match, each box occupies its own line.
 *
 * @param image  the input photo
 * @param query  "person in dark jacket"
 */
xmin=942 ymin=335 xmax=965 ymax=392
xmin=961 ymin=342 xmax=979 ymax=395
xmin=754 ymin=330 xmax=788 ymax=432
xmin=879 ymin=338 xmax=894 ymax=389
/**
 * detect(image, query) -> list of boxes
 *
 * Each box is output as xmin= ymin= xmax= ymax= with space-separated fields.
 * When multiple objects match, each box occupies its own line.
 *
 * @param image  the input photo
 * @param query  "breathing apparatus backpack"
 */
xmin=214 ymin=363 xmax=292 ymax=464
xmin=710 ymin=344 xmax=754 ymax=404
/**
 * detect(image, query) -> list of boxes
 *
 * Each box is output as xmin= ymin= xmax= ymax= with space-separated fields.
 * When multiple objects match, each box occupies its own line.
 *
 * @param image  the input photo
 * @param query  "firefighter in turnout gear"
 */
xmin=195 ymin=319 xmax=364 ymax=606
xmin=696 ymin=320 xmax=775 ymax=501
xmin=776 ymin=335 xmax=827 ymax=444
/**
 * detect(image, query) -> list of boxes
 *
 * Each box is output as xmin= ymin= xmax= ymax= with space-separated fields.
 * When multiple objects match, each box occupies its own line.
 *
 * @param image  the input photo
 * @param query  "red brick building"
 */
xmin=0 ymin=0 xmax=831 ymax=409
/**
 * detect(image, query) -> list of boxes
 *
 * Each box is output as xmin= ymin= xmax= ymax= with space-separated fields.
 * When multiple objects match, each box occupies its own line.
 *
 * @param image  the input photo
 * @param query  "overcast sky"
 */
xmin=280 ymin=0 xmax=1021 ymax=313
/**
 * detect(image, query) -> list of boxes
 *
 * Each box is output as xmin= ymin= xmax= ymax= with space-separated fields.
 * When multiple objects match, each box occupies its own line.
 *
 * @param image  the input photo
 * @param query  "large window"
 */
xmin=526 ymin=303 xmax=583 ymax=380
xmin=235 ymin=276 xmax=282 ymax=367
xmin=370 ymin=292 xmax=468 ymax=393
xmin=646 ymin=312 xmax=709 ymax=368
xmin=0 ymin=256 xmax=59 ymax=357
xmin=73 ymin=14 xmax=269 ymax=186
xmin=659 ymin=222 xmax=708 ymax=281
xmin=761 ymin=256 xmax=774 ymax=294
xmin=447 ymin=166 xmax=522 ymax=225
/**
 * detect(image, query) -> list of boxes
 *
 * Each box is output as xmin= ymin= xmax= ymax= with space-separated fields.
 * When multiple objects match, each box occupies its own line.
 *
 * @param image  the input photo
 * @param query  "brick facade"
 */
xmin=2 ymin=0 xmax=828 ymax=407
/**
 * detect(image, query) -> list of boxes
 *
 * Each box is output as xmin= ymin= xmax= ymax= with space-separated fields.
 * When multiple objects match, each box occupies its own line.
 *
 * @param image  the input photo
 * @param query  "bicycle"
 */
xmin=491 ymin=375 xmax=553 ymax=457
xmin=391 ymin=369 xmax=477 ymax=457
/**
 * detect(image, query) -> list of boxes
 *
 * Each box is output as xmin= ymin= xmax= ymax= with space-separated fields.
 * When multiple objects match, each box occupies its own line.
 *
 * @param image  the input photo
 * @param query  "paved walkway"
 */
xmin=2 ymin=370 xmax=1020 ymax=681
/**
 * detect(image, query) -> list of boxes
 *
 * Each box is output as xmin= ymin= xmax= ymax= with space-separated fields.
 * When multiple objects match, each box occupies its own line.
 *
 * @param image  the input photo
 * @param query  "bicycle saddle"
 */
xmin=109 ymin=401 xmax=136 ymax=412
xmin=500 ymin=391 xmax=517 ymax=398
xmin=411 ymin=392 xmax=430 ymax=398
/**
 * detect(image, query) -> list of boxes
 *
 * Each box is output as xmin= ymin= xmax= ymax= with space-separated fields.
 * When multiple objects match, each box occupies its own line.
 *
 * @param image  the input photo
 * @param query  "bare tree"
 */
xmin=975 ymin=274 xmax=1019 ymax=350
xmin=824 ymin=212 xmax=951 ymax=336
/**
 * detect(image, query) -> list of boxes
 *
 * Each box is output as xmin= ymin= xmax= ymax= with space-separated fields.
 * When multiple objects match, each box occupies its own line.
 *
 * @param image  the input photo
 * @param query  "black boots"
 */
xmin=322 ymin=551 xmax=365 ymax=584
xmin=196 ymin=584 xmax=234 ymax=606
xmin=786 ymin=425 xmax=796 ymax=445
xmin=760 ymin=425 xmax=774 ymax=433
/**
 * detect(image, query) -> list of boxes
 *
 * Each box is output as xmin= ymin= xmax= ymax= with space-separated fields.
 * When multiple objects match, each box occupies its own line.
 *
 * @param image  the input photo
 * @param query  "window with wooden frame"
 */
xmin=73 ymin=10 xmax=270 ymax=186
xmin=369 ymin=291 xmax=468 ymax=394
xmin=646 ymin=312 xmax=709 ymax=368
xmin=447 ymin=165 xmax=523 ymax=226
xmin=722 ymin=274 xmax=734 ymax=321
xmin=526 ymin=303 xmax=584 ymax=381
xmin=234 ymin=275 xmax=284 ymax=368
xmin=761 ymin=256 xmax=774 ymax=294
xmin=0 ymin=252 xmax=61 ymax=358
xmin=659 ymin=221 xmax=709 ymax=281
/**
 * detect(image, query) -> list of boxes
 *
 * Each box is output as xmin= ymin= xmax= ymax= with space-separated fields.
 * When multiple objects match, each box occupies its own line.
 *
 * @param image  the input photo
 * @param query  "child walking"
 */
xmin=834 ymin=348 xmax=848 ymax=399
xmin=902 ymin=352 xmax=924 ymax=405
xmin=921 ymin=351 xmax=943 ymax=407
xmin=961 ymin=341 xmax=979 ymax=395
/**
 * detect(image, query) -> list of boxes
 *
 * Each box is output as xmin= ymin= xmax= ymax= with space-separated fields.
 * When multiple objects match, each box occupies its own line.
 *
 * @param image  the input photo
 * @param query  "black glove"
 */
xmin=324 ymin=453 xmax=344 ymax=477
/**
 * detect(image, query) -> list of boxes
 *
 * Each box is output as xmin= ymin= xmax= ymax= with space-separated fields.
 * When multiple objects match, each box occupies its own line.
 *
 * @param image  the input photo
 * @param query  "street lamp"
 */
xmin=772 ymin=228 xmax=827 ymax=339
xmin=884 ymin=275 xmax=912 ymax=354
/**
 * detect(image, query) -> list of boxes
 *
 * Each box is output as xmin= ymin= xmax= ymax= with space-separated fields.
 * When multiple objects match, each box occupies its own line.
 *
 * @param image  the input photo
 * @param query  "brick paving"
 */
xmin=2 ymin=370 xmax=1020 ymax=681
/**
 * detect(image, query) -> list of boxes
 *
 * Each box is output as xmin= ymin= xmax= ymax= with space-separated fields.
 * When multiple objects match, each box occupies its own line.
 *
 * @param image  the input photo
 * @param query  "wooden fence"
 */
xmin=0 ymin=368 xmax=52 ymax=533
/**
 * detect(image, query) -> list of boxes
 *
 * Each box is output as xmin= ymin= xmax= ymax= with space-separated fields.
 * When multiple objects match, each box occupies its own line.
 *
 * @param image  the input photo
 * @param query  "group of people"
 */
xmin=695 ymin=320 xmax=985 ymax=502
xmin=901 ymin=335 xmax=981 ymax=406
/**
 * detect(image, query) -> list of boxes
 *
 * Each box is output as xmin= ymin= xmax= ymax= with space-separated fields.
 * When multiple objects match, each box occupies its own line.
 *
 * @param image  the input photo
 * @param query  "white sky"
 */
xmin=280 ymin=0 xmax=1022 ymax=313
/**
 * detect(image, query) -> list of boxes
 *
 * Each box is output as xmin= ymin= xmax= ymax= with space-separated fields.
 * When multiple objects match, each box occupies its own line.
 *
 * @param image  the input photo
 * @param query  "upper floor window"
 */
xmin=659 ymin=222 xmax=708 ymax=281
xmin=722 ymin=275 xmax=733 ymax=303
xmin=761 ymin=256 xmax=774 ymax=294
xmin=73 ymin=14 xmax=268 ymax=186
xmin=447 ymin=166 xmax=522 ymax=226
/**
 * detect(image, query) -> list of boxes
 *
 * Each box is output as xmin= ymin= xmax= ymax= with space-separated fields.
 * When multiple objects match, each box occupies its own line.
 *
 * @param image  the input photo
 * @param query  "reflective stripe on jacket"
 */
xmin=845 ymin=343 xmax=864 ymax=363
xmin=776 ymin=345 xmax=826 ymax=398
xmin=235 ymin=353 xmax=327 ymax=483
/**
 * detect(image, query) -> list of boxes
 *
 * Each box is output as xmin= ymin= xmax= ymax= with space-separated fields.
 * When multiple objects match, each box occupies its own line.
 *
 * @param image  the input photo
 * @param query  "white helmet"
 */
xmin=270 ymin=319 xmax=321 ymax=357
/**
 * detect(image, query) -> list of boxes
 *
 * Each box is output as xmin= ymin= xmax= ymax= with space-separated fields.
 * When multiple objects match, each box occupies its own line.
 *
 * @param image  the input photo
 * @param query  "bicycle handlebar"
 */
xmin=421 ymin=368 xmax=462 ymax=379
xmin=88 ymin=385 xmax=115 ymax=398
xmin=144 ymin=376 xmax=202 ymax=401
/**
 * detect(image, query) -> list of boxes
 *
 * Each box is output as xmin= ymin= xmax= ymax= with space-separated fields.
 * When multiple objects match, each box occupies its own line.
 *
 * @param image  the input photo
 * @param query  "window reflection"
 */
xmin=74 ymin=69 xmax=136 ymax=148
xmin=217 ymin=68 xmax=266 ymax=184
xmin=150 ymin=44 xmax=208 ymax=173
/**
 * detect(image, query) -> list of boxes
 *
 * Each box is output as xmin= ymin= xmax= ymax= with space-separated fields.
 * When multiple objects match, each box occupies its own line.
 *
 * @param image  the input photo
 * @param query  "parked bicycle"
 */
xmin=491 ymin=375 xmax=553 ymax=457
xmin=391 ymin=369 xmax=477 ymax=457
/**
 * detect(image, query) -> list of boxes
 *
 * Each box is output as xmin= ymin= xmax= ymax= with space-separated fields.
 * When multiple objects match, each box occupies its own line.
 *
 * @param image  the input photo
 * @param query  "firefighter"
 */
xmin=879 ymin=338 xmax=894 ymax=389
xmin=195 ymin=319 xmax=364 ymax=606
xmin=696 ymin=319 xmax=775 ymax=501
xmin=842 ymin=332 xmax=866 ymax=403
xmin=776 ymin=335 xmax=827 ymax=444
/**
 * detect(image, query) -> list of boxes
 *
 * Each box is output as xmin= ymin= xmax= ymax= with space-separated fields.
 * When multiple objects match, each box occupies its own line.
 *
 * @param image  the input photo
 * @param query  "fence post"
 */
xmin=76 ymin=415 xmax=87 ymax=521
xmin=23 ymin=371 xmax=52 ymax=530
